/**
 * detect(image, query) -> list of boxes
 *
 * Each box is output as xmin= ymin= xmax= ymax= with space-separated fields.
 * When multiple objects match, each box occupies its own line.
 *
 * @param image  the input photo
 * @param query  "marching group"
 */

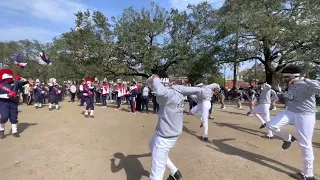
xmin=0 ymin=64 xmax=319 ymax=180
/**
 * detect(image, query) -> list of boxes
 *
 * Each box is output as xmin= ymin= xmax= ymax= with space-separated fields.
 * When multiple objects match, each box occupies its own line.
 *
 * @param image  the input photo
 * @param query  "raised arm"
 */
xmin=152 ymin=77 xmax=169 ymax=97
xmin=305 ymin=78 xmax=320 ymax=94
xmin=173 ymin=86 xmax=203 ymax=96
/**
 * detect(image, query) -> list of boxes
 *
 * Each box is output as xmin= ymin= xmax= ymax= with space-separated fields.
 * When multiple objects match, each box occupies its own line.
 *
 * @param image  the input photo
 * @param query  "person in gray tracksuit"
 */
xmin=252 ymin=83 xmax=278 ymax=139
xmin=267 ymin=65 xmax=318 ymax=180
xmin=190 ymin=83 xmax=220 ymax=141
xmin=146 ymin=74 xmax=204 ymax=180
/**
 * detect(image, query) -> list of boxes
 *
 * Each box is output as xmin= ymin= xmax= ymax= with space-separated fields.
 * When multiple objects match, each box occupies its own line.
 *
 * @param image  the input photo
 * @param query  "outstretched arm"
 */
xmin=205 ymin=83 xmax=220 ymax=91
xmin=305 ymin=78 xmax=320 ymax=94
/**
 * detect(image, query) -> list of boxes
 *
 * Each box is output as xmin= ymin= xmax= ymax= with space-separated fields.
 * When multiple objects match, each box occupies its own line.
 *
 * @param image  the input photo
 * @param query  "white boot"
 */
xmin=84 ymin=110 xmax=88 ymax=116
xmin=49 ymin=104 xmax=52 ymax=109
xmin=55 ymin=105 xmax=59 ymax=110
xmin=11 ymin=124 xmax=19 ymax=137
xmin=39 ymin=103 xmax=42 ymax=108
xmin=0 ymin=123 xmax=5 ymax=131
xmin=34 ymin=103 xmax=38 ymax=108
xmin=90 ymin=110 xmax=94 ymax=117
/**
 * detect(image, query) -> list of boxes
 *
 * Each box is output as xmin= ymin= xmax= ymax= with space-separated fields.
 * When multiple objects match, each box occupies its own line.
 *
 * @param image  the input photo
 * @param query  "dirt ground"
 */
xmin=0 ymin=100 xmax=319 ymax=180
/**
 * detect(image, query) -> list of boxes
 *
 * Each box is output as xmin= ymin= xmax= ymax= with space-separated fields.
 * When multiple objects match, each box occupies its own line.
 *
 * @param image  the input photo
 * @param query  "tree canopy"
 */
xmin=0 ymin=1 xmax=319 ymax=86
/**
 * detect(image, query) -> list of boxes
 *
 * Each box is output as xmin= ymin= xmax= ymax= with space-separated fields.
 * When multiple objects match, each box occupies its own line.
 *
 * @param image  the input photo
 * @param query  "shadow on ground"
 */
xmin=313 ymin=142 xmax=320 ymax=148
xmin=213 ymin=122 xmax=282 ymax=140
xmin=110 ymin=152 xmax=151 ymax=180
xmin=207 ymin=138 xmax=299 ymax=177
xmin=18 ymin=122 xmax=38 ymax=134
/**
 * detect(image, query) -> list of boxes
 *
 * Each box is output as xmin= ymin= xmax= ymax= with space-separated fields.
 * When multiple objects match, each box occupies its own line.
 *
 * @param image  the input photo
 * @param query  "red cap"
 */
xmin=86 ymin=77 xmax=93 ymax=83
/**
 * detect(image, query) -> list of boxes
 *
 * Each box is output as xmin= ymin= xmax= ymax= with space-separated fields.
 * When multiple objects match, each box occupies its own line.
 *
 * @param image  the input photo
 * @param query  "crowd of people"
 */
xmin=0 ymin=64 xmax=318 ymax=180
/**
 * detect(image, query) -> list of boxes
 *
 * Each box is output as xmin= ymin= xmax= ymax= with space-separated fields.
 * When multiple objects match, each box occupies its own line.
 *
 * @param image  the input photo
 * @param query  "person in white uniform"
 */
xmin=190 ymin=83 xmax=220 ymax=141
xmin=266 ymin=65 xmax=318 ymax=180
xmin=252 ymin=83 xmax=277 ymax=139
xmin=146 ymin=73 xmax=204 ymax=180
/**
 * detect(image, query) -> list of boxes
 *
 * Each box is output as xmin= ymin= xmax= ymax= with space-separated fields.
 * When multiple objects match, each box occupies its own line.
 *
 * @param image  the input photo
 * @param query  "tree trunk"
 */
xmin=264 ymin=61 xmax=275 ymax=86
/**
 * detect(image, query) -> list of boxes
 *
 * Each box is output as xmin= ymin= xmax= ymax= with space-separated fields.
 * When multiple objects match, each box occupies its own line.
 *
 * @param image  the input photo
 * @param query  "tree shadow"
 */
xmin=313 ymin=142 xmax=320 ymax=148
xmin=207 ymin=138 xmax=299 ymax=177
xmin=18 ymin=122 xmax=38 ymax=134
xmin=221 ymin=110 xmax=248 ymax=116
xmin=213 ymin=122 xmax=282 ymax=140
xmin=110 ymin=152 xmax=151 ymax=180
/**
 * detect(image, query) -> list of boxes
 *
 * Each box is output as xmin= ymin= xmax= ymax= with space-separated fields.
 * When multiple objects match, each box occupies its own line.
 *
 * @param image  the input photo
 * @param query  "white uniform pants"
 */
xmin=252 ymin=103 xmax=273 ymax=137
xmin=190 ymin=100 xmax=211 ymax=137
xmin=267 ymin=110 xmax=315 ymax=177
xmin=149 ymin=133 xmax=178 ymax=180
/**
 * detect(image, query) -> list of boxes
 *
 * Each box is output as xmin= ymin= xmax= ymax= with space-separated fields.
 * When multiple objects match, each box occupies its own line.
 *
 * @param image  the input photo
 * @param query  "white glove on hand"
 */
xmin=83 ymin=93 xmax=88 ymax=96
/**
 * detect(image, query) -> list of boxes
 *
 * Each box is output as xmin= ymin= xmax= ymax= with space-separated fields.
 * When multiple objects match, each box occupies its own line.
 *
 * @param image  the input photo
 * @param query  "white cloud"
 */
xmin=0 ymin=27 xmax=60 ymax=42
xmin=0 ymin=0 xmax=88 ymax=24
xmin=169 ymin=0 xmax=224 ymax=10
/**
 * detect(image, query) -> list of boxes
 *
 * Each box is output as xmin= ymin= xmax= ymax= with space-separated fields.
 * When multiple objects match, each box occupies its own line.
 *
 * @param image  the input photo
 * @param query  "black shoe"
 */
xmin=259 ymin=123 xmax=266 ymax=129
xmin=290 ymin=172 xmax=317 ymax=180
xmin=282 ymin=136 xmax=296 ymax=150
xmin=167 ymin=170 xmax=182 ymax=180
xmin=200 ymin=123 xmax=203 ymax=128
xmin=49 ymin=108 xmax=52 ymax=111
xmin=201 ymin=136 xmax=208 ymax=141
xmin=85 ymin=115 xmax=89 ymax=118
xmin=35 ymin=106 xmax=38 ymax=109
xmin=12 ymin=133 xmax=20 ymax=138
xmin=0 ymin=131 xmax=5 ymax=139
xmin=90 ymin=115 xmax=95 ymax=118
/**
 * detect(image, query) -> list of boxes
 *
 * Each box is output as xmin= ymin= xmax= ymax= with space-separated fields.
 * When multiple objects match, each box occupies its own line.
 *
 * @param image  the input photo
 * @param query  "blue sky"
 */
xmin=0 ymin=0 xmax=253 ymax=76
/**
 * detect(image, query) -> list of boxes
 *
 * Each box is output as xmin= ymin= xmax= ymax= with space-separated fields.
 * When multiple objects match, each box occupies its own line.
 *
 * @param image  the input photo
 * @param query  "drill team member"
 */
xmin=267 ymin=65 xmax=318 ymax=180
xmin=48 ymin=78 xmax=61 ymax=111
xmin=252 ymin=83 xmax=276 ymax=139
xmin=190 ymin=83 xmax=220 ymax=141
xmin=0 ymin=69 xmax=28 ymax=138
xmin=33 ymin=79 xmax=44 ymax=109
xmin=146 ymin=73 xmax=205 ymax=180
xmin=83 ymin=77 xmax=95 ymax=117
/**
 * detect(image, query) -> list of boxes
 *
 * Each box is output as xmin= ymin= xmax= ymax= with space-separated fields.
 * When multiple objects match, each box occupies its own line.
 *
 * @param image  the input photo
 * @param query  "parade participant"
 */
xmin=246 ymin=85 xmax=256 ymax=116
xmin=145 ymin=73 xmax=204 ymax=180
xmin=252 ymin=83 xmax=276 ymax=139
xmin=79 ymin=79 xmax=85 ymax=106
xmin=48 ymin=78 xmax=61 ymax=111
xmin=0 ymin=69 xmax=29 ymax=138
xmin=267 ymin=65 xmax=318 ymax=180
xmin=115 ymin=80 xmax=124 ymax=110
xmin=129 ymin=81 xmax=138 ymax=114
xmin=270 ymin=87 xmax=279 ymax=110
xmin=190 ymin=82 xmax=220 ymax=141
xmin=219 ymin=87 xmax=226 ymax=109
xmin=95 ymin=79 xmax=102 ymax=104
xmin=33 ymin=79 xmax=44 ymax=109
xmin=101 ymin=78 xmax=109 ymax=108
xmin=83 ymin=77 xmax=95 ymax=117
xmin=69 ymin=81 xmax=77 ymax=103
xmin=141 ymin=82 xmax=150 ymax=113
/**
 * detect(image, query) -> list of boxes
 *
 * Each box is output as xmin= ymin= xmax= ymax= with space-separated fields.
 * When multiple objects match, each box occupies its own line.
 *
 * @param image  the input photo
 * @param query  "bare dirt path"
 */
xmin=0 ymin=101 xmax=319 ymax=180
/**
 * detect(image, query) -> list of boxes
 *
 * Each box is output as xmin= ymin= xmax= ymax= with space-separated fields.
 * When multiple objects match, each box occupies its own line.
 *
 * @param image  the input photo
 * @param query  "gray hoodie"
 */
xmin=286 ymin=79 xmax=320 ymax=114
xmin=152 ymin=78 xmax=203 ymax=138
xmin=259 ymin=84 xmax=272 ymax=104
xmin=197 ymin=83 xmax=220 ymax=103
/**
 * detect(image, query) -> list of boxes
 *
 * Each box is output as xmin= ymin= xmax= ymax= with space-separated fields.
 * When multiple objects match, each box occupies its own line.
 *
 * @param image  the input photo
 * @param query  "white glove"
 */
xmin=58 ymin=90 xmax=61 ymax=94
xmin=41 ymin=91 xmax=45 ymax=94
xmin=83 ymin=93 xmax=88 ymax=96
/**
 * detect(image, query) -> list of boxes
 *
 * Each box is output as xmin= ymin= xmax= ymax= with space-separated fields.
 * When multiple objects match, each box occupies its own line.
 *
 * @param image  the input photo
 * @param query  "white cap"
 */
xmin=196 ymin=83 xmax=204 ymax=87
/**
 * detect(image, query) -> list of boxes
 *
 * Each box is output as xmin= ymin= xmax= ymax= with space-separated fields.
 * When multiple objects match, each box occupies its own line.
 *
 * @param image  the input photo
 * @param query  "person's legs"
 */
xmin=294 ymin=113 xmax=315 ymax=178
xmin=201 ymin=101 xmax=211 ymax=138
xmin=149 ymin=134 xmax=178 ymax=180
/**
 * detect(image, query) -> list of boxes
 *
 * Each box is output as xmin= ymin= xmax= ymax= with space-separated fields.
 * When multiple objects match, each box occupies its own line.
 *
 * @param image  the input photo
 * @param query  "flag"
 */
xmin=39 ymin=50 xmax=52 ymax=65
xmin=11 ymin=53 xmax=28 ymax=68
